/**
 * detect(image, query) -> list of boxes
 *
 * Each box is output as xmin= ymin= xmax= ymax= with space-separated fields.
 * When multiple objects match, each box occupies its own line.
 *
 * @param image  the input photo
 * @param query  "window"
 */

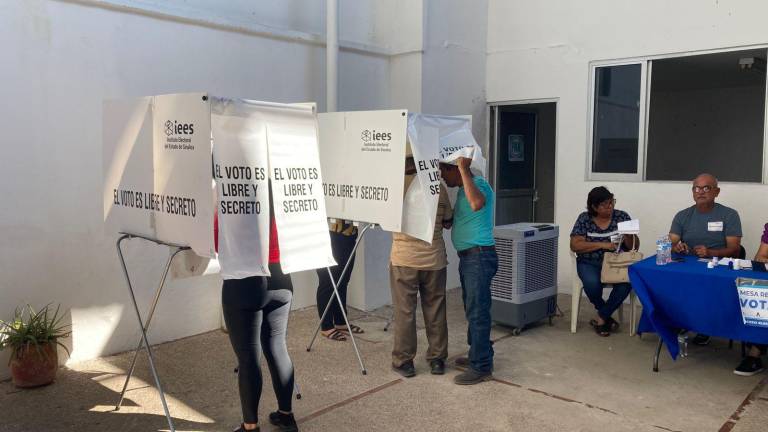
xmin=591 ymin=64 xmax=642 ymax=175
xmin=646 ymin=51 xmax=766 ymax=182
xmin=589 ymin=48 xmax=768 ymax=183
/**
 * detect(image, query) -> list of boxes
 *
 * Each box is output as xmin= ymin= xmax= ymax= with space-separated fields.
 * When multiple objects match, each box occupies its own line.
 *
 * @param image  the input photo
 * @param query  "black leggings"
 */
xmin=222 ymin=265 xmax=294 ymax=424
xmin=316 ymin=231 xmax=358 ymax=331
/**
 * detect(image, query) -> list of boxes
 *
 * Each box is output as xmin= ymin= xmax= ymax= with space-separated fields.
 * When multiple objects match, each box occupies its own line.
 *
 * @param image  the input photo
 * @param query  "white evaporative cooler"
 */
xmin=490 ymin=223 xmax=558 ymax=334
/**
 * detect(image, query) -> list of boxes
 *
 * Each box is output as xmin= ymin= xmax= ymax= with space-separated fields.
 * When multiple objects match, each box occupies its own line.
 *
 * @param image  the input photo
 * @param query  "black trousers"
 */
xmin=222 ymin=264 xmax=294 ymax=424
xmin=316 ymin=231 xmax=358 ymax=331
xmin=745 ymin=342 xmax=767 ymax=356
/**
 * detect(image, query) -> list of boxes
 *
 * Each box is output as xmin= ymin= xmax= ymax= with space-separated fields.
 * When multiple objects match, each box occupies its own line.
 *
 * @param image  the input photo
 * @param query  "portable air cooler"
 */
xmin=490 ymin=223 xmax=559 ymax=334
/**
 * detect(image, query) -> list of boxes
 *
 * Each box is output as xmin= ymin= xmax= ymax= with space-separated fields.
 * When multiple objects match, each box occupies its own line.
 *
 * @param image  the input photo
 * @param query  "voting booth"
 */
xmin=103 ymin=96 xmax=484 ymax=430
xmin=316 ymin=111 xmax=484 ymax=243
xmin=103 ymin=93 xmax=335 ymax=431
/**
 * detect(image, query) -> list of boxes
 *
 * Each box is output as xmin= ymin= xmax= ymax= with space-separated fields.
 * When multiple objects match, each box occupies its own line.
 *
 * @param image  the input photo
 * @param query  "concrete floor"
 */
xmin=1 ymin=289 xmax=767 ymax=432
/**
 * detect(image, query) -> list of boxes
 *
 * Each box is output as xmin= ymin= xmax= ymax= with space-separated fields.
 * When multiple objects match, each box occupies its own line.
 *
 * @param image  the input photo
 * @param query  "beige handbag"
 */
xmin=601 ymin=235 xmax=643 ymax=284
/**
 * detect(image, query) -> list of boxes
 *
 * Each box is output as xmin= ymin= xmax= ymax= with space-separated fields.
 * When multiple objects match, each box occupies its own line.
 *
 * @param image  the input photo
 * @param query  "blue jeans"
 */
xmin=576 ymin=258 xmax=632 ymax=320
xmin=458 ymin=249 xmax=498 ymax=373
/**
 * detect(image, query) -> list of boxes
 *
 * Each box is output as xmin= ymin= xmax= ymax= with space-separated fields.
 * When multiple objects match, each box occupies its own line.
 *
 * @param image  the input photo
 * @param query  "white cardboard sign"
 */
xmin=317 ymin=110 xmax=407 ymax=232
xmin=736 ymin=278 xmax=768 ymax=328
xmin=103 ymin=93 xmax=215 ymax=258
xmin=265 ymin=103 xmax=337 ymax=274
xmin=402 ymin=114 xmax=443 ymax=243
xmin=212 ymin=98 xmax=271 ymax=278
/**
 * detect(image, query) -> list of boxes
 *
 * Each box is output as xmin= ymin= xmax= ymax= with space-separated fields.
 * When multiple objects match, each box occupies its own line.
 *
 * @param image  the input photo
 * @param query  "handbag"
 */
xmin=601 ymin=235 xmax=643 ymax=284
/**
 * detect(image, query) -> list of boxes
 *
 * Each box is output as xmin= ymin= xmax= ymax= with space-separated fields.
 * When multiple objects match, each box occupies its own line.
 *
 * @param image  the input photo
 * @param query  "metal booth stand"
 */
xmin=113 ymin=232 xmax=188 ymax=432
xmin=306 ymin=222 xmax=376 ymax=375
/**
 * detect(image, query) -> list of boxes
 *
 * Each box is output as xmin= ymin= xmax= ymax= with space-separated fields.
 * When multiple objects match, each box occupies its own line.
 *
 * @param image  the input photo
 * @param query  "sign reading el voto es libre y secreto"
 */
xmin=103 ymin=92 xmax=215 ymax=258
xmin=105 ymin=94 xmax=334 ymax=277
xmin=212 ymin=98 xmax=335 ymax=277
xmin=317 ymin=110 xmax=407 ymax=232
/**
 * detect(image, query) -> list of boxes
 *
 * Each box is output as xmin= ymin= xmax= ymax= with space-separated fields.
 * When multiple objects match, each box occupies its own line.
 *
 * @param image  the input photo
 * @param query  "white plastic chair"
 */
xmin=570 ymin=253 xmax=639 ymax=336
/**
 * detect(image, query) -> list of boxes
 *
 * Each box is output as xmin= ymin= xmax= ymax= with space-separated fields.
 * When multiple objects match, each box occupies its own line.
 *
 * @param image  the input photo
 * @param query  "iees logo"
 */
xmin=361 ymin=129 xmax=391 ymax=142
xmin=165 ymin=120 xmax=195 ymax=136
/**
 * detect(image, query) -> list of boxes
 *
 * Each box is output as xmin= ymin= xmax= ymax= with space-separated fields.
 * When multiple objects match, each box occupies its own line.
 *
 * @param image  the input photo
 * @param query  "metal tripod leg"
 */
xmin=114 ymin=234 xmax=178 ymax=432
xmin=307 ymin=223 xmax=371 ymax=374
xmin=327 ymin=265 xmax=367 ymax=374
xmin=116 ymin=243 xmax=185 ymax=411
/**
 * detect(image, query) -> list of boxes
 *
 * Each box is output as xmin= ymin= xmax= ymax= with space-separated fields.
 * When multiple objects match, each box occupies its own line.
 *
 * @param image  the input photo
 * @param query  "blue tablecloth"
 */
xmin=629 ymin=255 xmax=768 ymax=359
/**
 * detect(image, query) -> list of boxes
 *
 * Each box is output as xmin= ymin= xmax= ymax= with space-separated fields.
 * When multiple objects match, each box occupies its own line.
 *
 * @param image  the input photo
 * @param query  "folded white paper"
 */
xmin=617 ymin=219 xmax=640 ymax=234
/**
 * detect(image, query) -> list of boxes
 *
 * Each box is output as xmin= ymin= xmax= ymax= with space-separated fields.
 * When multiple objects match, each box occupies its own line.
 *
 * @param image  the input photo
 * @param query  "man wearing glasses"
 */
xmin=669 ymin=173 xmax=743 ymax=346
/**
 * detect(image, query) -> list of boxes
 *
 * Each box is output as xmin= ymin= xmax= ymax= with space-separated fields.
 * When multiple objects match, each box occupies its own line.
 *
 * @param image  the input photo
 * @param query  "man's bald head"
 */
xmin=693 ymin=173 xmax=718 ymax=187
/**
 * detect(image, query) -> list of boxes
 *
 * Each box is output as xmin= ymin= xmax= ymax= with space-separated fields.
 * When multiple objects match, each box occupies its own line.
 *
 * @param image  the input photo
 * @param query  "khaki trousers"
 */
xmin=390 ymin=266 xmax=448 ymax=367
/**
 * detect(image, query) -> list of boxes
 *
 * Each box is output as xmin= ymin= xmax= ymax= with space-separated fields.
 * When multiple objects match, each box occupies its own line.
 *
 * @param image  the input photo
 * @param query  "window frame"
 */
xmin=587 ymin=46 xmax=768 ymax=184
xmin=587 ymin=60 xmax=648 ymax=182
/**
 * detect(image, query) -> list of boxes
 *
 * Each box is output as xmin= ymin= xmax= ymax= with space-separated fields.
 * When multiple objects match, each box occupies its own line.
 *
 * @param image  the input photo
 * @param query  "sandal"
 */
xmin=322 ymin=328 xmax=347 ymax=341
xmin=337 ymin=324 xmax=365 ymax=334
xmin=606 ymin=317 xmax=620 ymax=332
xmin=590 ymin=318 xmax=620 ymax=332
xmin=594 ymin=322 xmax=611 ymax=337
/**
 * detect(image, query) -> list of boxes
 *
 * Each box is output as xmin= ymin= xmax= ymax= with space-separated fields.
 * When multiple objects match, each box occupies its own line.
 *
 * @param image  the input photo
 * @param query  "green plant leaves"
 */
xmin=0 ymin=303 xmax=71 ymax=364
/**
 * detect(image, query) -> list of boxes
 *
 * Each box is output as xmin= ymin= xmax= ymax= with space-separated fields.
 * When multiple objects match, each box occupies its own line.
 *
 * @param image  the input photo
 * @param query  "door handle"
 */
xmin=532 ymin=190 xmax=540 ymax=203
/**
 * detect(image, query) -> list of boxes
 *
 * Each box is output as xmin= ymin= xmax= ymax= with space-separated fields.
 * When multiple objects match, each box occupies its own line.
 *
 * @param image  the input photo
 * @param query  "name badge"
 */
xmin=708 ymin=221 xmax=724 ymax=232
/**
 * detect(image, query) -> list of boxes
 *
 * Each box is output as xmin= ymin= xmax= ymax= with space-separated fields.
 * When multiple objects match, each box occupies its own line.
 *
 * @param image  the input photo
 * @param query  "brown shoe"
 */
xmin=454 ymin=356 xmax=469 ymax=367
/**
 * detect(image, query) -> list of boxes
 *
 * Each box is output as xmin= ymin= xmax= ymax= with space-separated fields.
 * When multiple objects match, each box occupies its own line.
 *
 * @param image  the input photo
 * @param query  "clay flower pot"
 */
xmin=10 ymin=342 xmax=59 ymax=388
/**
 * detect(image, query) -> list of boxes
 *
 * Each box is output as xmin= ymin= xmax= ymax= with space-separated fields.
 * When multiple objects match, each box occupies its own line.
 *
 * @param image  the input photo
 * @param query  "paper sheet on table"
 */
xmin=617 ymin=219 xmax=640 ymax=234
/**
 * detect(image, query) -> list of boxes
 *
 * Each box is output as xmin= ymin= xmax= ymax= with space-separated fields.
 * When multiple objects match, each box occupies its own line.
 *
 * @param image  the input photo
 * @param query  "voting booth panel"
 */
xmin=317 ymin=110 xmax=408 ymax=233
xmin=103 ymin=93 xmax=215 ymax=258
xmin=402 ymin=113 xmax=484 ymax=242
xmin=104 ymin=93 xmax=335 ymax=277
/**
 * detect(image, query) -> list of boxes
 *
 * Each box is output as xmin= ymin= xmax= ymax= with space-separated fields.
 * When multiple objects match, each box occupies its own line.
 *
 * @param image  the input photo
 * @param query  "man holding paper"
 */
xmin=439 ymin=156 xmax=497 ymax=385
xmin=390 ymin=156 xmax=453 ymax=377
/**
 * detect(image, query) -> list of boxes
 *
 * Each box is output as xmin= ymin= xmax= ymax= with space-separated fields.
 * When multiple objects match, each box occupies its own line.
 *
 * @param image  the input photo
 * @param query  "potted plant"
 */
xmin=0 ymin=304 xmax=70 ymax=388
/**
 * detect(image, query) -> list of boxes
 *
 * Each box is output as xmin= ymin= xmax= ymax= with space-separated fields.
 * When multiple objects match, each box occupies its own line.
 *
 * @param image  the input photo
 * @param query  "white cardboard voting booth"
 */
xmin=317 ymin=109 xmax=408 ymax=233
xmin=102 ymin=93 xmax=336 ymax=432
xmin=316 ymin=111 xmax=483 ymax=243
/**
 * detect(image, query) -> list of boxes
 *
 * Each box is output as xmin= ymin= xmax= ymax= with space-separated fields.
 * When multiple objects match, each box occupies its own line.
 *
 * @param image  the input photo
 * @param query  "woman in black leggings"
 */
xmin=220 ymin=216 xmax=298 ymax=431
xmin=222 ymin=266 xmax=297 ymax=431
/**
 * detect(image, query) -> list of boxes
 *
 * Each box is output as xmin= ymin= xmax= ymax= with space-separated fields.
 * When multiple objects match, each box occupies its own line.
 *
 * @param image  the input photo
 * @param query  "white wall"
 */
xmin=0 ymin=0 xmax=395 ymax=379
xmin=486 ymin=0 xmax=768 ymax=293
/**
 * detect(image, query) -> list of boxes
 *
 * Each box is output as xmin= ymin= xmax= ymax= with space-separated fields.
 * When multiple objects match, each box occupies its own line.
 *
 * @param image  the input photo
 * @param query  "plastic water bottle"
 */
xmin=663 ymin=235 xmax=673 ymax=264
xmin=656 ymin=237 xmax=666 ymax=265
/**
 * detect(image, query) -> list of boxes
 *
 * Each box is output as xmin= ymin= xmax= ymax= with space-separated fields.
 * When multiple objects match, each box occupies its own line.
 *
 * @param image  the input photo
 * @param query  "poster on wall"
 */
xmin=103 ymin=93 xmax=215 ymax=258
xmin=508 ymin=134 xmax=525 ymax=162
xmin=212 ymin=98 xmax=271 ymax=278
xmin=264 ymin=102 xmax=337 ymax=274
xmin=317 ymin=110 xmax=407 ymax=232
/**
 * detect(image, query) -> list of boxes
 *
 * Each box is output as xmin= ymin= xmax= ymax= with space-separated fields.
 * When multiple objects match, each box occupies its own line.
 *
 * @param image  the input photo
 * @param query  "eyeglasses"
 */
xmin=692 ymin=185 xmax=714 ymax=193
xmin=598 ymin=199 xmax=616 ymax=208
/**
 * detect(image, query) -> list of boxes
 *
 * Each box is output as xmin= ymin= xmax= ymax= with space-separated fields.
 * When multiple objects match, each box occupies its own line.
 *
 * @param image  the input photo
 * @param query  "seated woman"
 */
xmin=734 ymin=224 xmax=768 ymax=376
xmin=570 ymin=186 xmax=639 ymax=337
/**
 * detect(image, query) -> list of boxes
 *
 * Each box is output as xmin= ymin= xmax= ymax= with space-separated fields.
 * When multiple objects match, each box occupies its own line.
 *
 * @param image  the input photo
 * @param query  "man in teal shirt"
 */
xmin=440 ymin=156 xmax=497 ymax=385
